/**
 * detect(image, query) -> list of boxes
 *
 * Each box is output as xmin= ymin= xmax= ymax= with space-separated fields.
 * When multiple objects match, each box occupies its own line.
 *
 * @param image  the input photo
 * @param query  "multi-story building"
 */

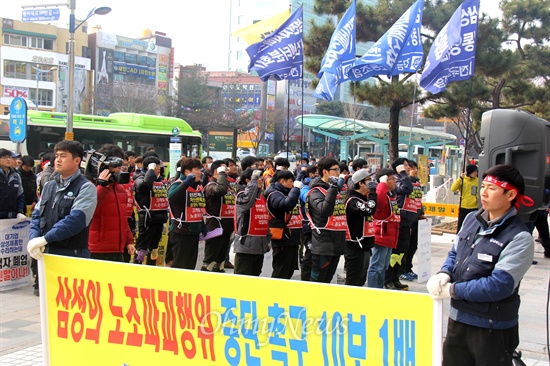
xmin=88 ymin=28 xmax=175 ymax=116
xmin=0 ymin=17 xmax=91 ymax=115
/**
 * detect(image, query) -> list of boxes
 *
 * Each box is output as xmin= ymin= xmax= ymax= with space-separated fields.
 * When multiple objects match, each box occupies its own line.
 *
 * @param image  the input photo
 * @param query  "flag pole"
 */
xmin=409 ymin=73 xmax=419 ymax=159
xmin=286 ymin=81 xmax=291 ymax=159
xmin=458 ymin=77 xmax=475 ymax=217
xmin=301 ymin=77 xmax=305 ymax=159
xmin=353 ymin=82 xmax=356 ymax=160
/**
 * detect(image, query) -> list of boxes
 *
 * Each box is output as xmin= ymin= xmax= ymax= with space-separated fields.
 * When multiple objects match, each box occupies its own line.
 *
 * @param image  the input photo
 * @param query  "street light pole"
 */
xmin=65 ymin=1 xmax=111 ymax=141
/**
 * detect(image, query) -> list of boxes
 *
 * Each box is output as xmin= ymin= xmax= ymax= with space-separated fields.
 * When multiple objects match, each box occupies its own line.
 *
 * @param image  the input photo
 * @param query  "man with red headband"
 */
xmin=427 ymin=164 xmax=534 ymax=365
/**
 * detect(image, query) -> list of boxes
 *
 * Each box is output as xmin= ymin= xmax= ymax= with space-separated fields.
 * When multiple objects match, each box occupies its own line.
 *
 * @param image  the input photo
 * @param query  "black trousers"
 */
xmin=344 ymin=242 xmax=371 ymax=286
xmin=310 ymin=254 xmax=340 ymax=283
xmin=386 ymin=225 xmax=411 ymax=283
xmin=204 ymin=231 xmax=232 ymax=266
xmin=234 ymin=253 xmax=264 ymax=276
xmin=300 ymin=234 xmax=312 ymax=281
xmin=135 ymin=223 xmax=163 ymax=252
xmin=271 ymin=245 xmax=299 ymax=279
xmin=402 ymin=221 xmax=419 ymax=274
xmin=443 ymin=318 xmax=518 ymax=366
xmin=533 ymin=210 xmax=550 ymax=256
xmin=170 ymin=231 xmax=199 ymax=270
xmin=91 ymin=252 xmax=124 ymax=262
xmin=457 ymin=208 xmax=477 ymax=233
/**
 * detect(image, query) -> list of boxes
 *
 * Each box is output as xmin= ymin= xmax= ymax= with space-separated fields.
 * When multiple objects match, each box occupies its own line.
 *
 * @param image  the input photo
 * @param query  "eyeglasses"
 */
xmin=329 ymin=167 xmax=340 ymax=172
xmin=0 ymin=156 xmax=12 ymax=160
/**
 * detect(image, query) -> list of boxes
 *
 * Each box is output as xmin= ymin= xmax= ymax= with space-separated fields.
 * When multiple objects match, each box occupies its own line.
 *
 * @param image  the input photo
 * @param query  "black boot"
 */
xmin=392 ymin=280 xmax=409 ymax=291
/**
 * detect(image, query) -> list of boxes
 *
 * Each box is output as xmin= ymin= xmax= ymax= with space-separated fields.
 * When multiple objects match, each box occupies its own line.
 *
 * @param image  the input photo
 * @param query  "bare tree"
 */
xmin=108 ymin=82 xmax=162 ymax=114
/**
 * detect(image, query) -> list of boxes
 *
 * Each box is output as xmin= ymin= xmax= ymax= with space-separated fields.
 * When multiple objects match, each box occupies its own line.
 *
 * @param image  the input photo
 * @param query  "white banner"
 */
xmin=0 ymin=218 xmax=31 ymax=291
xmin=416 ymin=218 xmax=433 ymax=283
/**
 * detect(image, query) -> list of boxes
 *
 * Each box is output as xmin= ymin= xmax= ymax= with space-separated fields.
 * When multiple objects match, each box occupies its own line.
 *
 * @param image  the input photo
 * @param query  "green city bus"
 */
xmin=1 ymin=111 xmax=202 ymax=163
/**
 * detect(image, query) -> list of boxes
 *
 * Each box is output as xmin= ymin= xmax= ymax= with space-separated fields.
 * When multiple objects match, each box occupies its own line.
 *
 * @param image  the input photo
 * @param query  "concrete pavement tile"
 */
xmin=0 ymin=320 xmax=36 ymax=329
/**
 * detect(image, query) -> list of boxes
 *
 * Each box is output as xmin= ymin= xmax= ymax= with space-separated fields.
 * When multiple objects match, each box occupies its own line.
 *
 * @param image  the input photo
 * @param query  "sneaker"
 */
xmin=392 ymin=280 xmax=409 ymax=291
xmin=33 ymin=288 xmax=39 ymax=297
xmin=224 ymin=260 xmax=234 ymax=269
xmin=399 ymin=273 xmax=414 ymax=281
xmin=150 ymin=248 xmax=159 ymax=260
xmin=135 ymin=249 xmax=147 ymax=263
xmin=409 ymin=271 xmax=418 ymax=279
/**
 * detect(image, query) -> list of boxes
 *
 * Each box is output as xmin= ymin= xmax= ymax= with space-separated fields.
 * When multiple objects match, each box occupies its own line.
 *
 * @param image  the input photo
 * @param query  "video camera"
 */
xmin=81 ymin=150 xmax=130 ymax=185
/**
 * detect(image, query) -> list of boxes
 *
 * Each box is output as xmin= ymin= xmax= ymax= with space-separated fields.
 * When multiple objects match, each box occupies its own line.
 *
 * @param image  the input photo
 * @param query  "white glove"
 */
xmin=379 ymin=175 xmax=388 ymax=183
xmin=27 ymin=236 xmax=48 ymax=260
xmin=252 ymin=170 xmax=263 ymax=180
xmin=432 ymin=282 xmax=452 ymax=300
xmin=217 ymin=166 xmax=226 ymax=174
xmin=396 ymin=164 xmax=405 ymax=174
xmin=339 ymin=174 xmax=346 ymax=180
xmin=426 ymin=273 xmax=451 ymax=296
xmin=17 ymin=213 xmax=27 ymax=222
xmin=148 ymin=163 xmax=157 ymax=170
xmin=293 ymin=180 xmax=303 ymax=189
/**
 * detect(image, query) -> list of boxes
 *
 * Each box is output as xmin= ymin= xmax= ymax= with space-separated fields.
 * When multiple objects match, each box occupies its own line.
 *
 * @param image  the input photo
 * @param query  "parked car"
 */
xmin=237 ymin=148 xmax=255 ymax=160
xmin=274 ymin=151 xmax=296 ymax=162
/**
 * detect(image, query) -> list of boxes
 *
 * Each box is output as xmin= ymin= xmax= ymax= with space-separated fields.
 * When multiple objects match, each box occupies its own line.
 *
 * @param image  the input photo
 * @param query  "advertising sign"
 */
xmin=0 ymin=218 xmax=31 ymax=291
xmin=9 ymin=97 xmax=27 ymax=143
xmin=39 ymin=255 xmax=443 ymax=365
xmin=208 ymin=131 xmax=234 ymax=152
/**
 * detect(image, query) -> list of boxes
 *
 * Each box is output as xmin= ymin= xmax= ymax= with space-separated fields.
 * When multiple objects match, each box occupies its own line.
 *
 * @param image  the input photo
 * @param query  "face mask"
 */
xmin=208 ymin=163 xmax=212 ymax=169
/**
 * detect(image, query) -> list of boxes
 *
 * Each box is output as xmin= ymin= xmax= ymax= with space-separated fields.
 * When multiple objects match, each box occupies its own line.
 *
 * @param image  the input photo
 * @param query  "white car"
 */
xmin=274 ymin=151 xmax=296 ymax=162
xmin=237 ymin=149 xmax=255 ymax=160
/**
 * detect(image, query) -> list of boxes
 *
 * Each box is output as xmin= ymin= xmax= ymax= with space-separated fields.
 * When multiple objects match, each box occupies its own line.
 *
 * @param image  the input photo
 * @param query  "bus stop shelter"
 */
xmin=296 ymin=114 xmax=457 ymax=163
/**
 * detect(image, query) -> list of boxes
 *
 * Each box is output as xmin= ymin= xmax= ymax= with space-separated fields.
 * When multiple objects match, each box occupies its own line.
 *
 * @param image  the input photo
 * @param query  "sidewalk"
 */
xmin=1 ymin=233 xmax=549 ymax=365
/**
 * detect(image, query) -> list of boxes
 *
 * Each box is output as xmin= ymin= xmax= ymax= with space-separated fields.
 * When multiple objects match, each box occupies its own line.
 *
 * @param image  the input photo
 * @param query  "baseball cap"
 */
xmin=11 ymin=152 xmax=21 ymax=158
xmin=351 ymin=168 xmax=372 ymax=184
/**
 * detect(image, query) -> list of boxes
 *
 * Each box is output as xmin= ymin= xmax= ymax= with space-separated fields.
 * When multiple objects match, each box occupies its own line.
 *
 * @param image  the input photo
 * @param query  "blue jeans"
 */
xmin=367 ymin=245 xmax=392 ymax=288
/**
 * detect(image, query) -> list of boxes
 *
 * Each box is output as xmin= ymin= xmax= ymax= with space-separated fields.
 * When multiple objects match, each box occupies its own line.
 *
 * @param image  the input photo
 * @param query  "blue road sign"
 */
xmin=22 ymin=8 xmax=60 ymax=22
xmin=9 ymin=98 xmax=27 ymax=143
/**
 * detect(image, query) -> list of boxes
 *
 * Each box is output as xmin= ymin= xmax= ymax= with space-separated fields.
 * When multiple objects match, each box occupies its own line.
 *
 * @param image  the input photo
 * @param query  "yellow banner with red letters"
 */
xmin=39 ymin=254 xmax=442 ymax=365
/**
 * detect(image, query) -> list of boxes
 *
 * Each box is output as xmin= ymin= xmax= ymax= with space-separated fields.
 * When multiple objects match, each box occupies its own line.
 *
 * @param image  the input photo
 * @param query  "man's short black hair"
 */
xmin=408 ymin=160 xmax=419 ymax=169
xmin=21 ymin=155 xmax=35 ymax=167
xmin=54 ymin=140 xmax=85 ymax=159
xmin=241 ymin=168 xmax=254 ymax=182
xmin=241 ymin=156 xmax=259 ymax=171
xmin=376 ymin=168 xmax=395 ymax=183
xmin=352 ymin=159 xmax=368 ymax=172
xmin=275 ymin=170 xmax=294 ymax=182
xmin=202 ymin=156 xmax=213 ymax=164
xmin=125 ymin=150 xmax=136 ymax=158
xmin=142 ymin=156 xmax=160 ymax=167
xmin=180 ymin=158 xmax=202 ymax=172
xmin=0 ymin=148 xmax=11 ymax=158
xmin=223 ymin=158 xmax=235 ymax=166
xmin=274 ymin=157 xmax=290 ymax=168
xmin=391 ymin=157 xmax=409 ymax=172
xmin=306 ymin=165 xmax=318 ymax=176
xmin=143 ymin=151 xmax=159 ymax=159
xmin=98 ymin=144 xmax=125 ymax=159
xmin=483 ymin=164 xmax=525 ymax=207
xmin=317 ymin=157 xmax=339 ymax=176
xmin=339 ymin=162 xmax=349 ymax=174
xmin=210 ymin=160 xmax=225 ymax=172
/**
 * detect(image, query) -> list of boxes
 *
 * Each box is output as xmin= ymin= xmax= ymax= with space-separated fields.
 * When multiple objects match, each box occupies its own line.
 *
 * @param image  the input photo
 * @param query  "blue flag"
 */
xmin=246 ymin=6 xmax=303 ymax=82
xmin=419 ymin=0 xmax=480 ymax=94
xmin=348 ymin=0 xmax=424 ymax=82
xmin=314 ymin=0 xmax=356 ymax=101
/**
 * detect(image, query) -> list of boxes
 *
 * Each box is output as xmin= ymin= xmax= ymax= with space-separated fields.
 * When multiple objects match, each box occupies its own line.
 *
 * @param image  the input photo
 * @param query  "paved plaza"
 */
xmin=1 ymin=232 xmax=548 ymax=365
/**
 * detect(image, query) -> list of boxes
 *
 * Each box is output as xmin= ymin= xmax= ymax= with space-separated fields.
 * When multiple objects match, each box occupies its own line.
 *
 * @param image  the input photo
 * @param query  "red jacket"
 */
xmin=373 ymin=182 xmax=400 ymax=248
xmin=89 ymin=182 xmax=134 ymax=253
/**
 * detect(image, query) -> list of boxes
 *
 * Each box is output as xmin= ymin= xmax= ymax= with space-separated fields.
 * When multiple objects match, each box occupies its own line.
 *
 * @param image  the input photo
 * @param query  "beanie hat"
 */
xmin=466 ymin=164 xmax=478 ymax=176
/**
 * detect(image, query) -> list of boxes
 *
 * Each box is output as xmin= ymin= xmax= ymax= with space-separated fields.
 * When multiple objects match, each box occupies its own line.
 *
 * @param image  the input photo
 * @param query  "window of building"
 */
xmin=29 ymin=89 xmax=54 ymax=108
xmin=3 ymin=33 xmax=26 ymax=46
xmin=125 ymin=53 xmax=137 ymax=64
xmin=236 ymin=50 xmax=243 ymax=60
xmin=137 ymin=55 xmax=147 ymax=66
xmin=3 ymin=60 xmax=27 ymax=79
xmin=4 ymin=33 xmax=54 ymax=50
xmin=113 ymin=51 xmax=125 ymax=62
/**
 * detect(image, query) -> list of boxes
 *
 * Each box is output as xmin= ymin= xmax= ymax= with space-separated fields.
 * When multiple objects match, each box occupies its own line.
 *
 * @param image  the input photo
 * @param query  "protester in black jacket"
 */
xmin=17 ymin=155 xmax=38 ymax=212
xmin=344 ymin=169 xmax=377 ymax=286
xmin=306 ymin=157 xmax=347 ymax=283
xmin=265 ymin=170 xmax=303 ymax=279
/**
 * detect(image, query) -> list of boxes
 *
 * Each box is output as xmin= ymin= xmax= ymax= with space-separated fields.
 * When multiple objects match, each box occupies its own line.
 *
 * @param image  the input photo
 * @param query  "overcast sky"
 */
xmin=3 ymin=0 xmax=232 ymax=70
xmin=3 ymin=0 xmax=502 ymax=71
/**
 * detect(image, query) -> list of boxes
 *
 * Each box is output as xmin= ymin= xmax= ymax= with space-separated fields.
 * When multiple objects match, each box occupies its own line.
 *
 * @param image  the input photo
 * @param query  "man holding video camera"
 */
xmin=88 ymin=145 xmax=135 ymax=262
